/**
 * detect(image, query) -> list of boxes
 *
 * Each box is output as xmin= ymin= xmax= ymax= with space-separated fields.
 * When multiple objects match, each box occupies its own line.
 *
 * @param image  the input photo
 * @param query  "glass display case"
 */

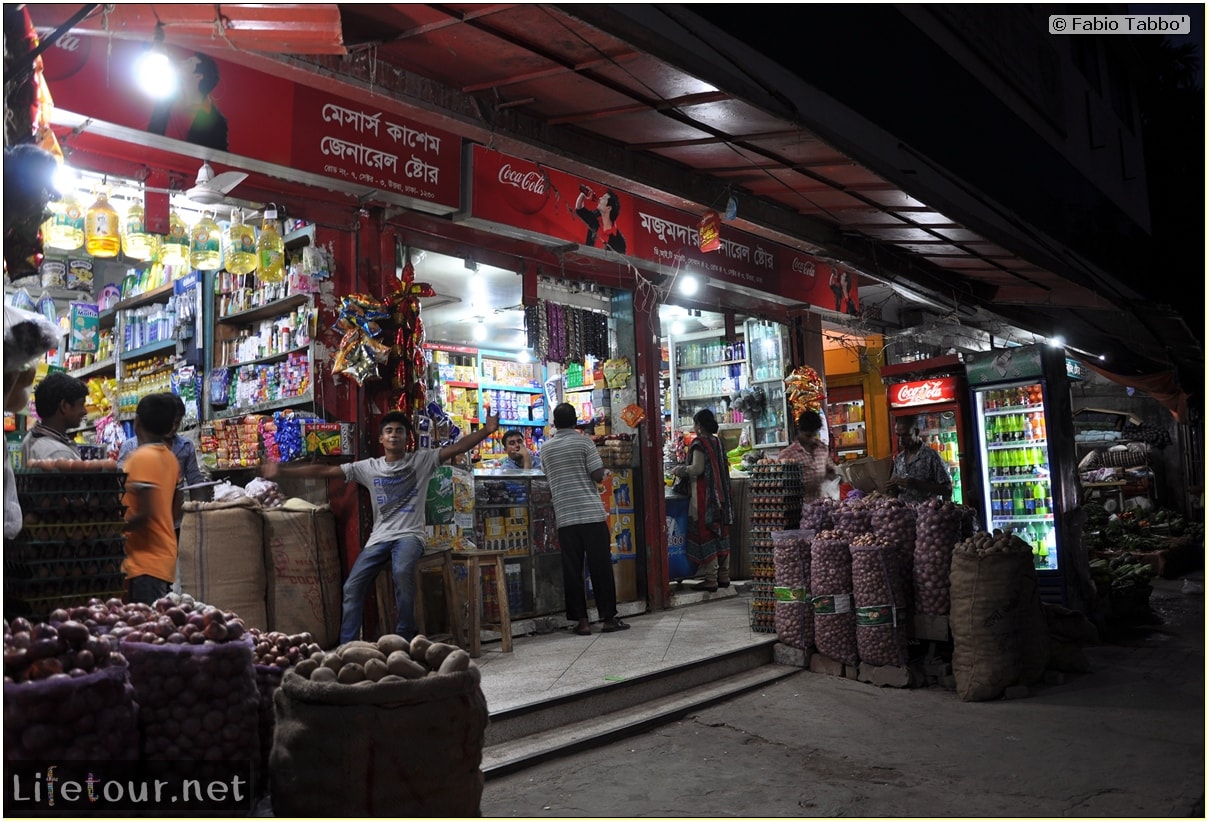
xmin=668 ymin=329 xmax=747 ymax=431
xmin=744 ymin=319 xmax=789 ymax=447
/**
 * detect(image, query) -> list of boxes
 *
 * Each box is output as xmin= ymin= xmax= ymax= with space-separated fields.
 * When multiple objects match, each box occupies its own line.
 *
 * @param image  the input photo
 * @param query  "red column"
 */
xmin=634 ymin=299 xmax=670 ymax=611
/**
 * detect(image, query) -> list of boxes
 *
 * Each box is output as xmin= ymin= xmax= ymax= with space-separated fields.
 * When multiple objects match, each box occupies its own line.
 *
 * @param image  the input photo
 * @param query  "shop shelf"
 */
xmin=215 ymin=292 xmax=310 ymax=326
xmin=480 ymin=382 xmax=542 ymax=393
xmin=68 ymin=357 xmax=117 ymax=379
xmin=111 ymin=282 xmax=175 ymax=313
xmin=677 ymin=359 xmax=746 ymax=370
xmin=120 ymin=338 xmax=177 ymax=361
xmin=213 ymin=391 xmax=314 ymax=420
xmin=216 ymin=344 xmax=310 ymax=370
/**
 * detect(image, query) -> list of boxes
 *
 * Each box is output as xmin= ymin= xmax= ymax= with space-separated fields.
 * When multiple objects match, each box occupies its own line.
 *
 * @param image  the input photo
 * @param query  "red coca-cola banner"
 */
xmin=465 ymin=146 xmax=847 ymax=312
xmin=888 ymin=377 xmax=959 ymax=408
xmin=36 ymin=31 xmax=461 ymax=210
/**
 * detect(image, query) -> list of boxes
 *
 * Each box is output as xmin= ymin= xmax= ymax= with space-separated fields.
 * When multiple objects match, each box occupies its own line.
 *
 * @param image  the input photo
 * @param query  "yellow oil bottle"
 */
xmin=256 ymin=204 xmax=285 ymax=283
xmin=84 ymin=188 xmax=121 ymax=257
xmin=189 ymin=211 xmax=223 ymax=271
xmin=224 ymin=209 xmax=258 ymax=275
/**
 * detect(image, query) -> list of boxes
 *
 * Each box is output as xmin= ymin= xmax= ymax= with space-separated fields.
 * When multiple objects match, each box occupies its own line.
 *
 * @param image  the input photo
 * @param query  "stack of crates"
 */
xmin=5 ymin=465 xmax=128 ymax=622
xmin=747 ymin=459 xmax=803 ymax=633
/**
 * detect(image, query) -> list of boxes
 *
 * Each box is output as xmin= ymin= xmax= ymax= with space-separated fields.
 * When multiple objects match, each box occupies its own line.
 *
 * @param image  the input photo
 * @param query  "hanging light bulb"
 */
xmin=472 ymin=319 xmax=488 ymax=342
xmin=679 ymin=274 xmax=699 ymax=295
xmin=135 ymin=23 xmax=178 ymax=100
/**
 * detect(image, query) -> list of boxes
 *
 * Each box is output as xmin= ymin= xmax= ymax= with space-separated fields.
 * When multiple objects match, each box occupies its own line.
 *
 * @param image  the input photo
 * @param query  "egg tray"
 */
xmin=6 ymin=534 xmax=126 ymax=562
xmin=18 ymin=490 xmax=127 ymax=518
xmin=14 ymin=470 xmax=127 ymax=494
xmin=16 ymin=520 xmax=128 ymax=543
xmin=6 ymin=572 xmax=127 ymax=599
xmin=4 ymin=588 xmax=127 ymax=624
xmin=6 ymin=555 xmax=124 ymax=582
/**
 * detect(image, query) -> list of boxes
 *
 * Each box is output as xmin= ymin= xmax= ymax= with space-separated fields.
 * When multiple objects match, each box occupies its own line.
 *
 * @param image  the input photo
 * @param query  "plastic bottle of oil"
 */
xmin=161 ymin=208 xmax=191 ymax=268
xmin=256 ymin=204 xmax=285 ymax=283
xmin=189 ymin=211 xmax=223 ymax=271
xmin=121 ymin=199 xmax=155 ymax=261
xmin=224 ymin=208 xmax=258 ymax=275
xmin=45 ymin=193 xmax=86 ymax=251
xmin=84 ymin=188 xmax=121 ymax=257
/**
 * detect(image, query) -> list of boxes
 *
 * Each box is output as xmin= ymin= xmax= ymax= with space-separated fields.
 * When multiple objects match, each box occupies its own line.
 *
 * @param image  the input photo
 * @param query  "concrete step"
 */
xmin=482 ymin=642 xmax=797 ymax=778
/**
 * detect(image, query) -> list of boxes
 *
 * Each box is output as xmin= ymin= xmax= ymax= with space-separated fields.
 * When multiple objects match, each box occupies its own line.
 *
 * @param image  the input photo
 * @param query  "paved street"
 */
xmin=481 ymin=576 xmax=1205 ymax=818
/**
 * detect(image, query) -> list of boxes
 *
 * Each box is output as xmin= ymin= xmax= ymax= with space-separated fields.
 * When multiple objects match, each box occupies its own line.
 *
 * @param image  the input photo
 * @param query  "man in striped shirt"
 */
xmin=541 ymin=402 xmax=630 ymax=635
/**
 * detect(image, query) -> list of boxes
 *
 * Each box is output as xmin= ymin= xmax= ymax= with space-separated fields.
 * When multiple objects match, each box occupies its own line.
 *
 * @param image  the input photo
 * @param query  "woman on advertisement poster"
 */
xmin=574 ymin=184 xmax=626 ymax=254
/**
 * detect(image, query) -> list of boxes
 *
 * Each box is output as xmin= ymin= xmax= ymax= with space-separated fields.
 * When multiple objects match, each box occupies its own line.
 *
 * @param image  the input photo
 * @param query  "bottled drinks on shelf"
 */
xmin=84 ymin=188 xmax=121 ymax=258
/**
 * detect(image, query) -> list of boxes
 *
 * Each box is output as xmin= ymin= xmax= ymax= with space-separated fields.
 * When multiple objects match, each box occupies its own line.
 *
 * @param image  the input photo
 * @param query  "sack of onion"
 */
xmin=4 ymin=608 xmax=138 ymax=761
xmin=849 ymin=536 xmax=910 ymax=668
xmin=810 ymin=530 xmax=858 ymax=665
xmin=270 ymin=633 xmax=488 ymax=817
xmin=772 ymin=530 xmax=813 ymax=650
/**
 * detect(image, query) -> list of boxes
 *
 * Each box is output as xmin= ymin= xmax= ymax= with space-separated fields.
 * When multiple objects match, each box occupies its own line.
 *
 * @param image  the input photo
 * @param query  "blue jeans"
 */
xmin=339 ymin=536 xmax=424 ymax=643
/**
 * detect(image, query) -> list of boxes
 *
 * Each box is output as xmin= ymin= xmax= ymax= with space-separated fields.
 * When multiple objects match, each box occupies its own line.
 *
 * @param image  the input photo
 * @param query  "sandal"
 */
xmin=601 ymin=618 xmax=630 ymax=633
xmin=573 ymin=620 xmax=591 ymax=636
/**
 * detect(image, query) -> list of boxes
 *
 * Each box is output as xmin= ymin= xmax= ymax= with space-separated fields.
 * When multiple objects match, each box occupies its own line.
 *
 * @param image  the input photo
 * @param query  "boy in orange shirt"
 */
xmin=122 ymin=393 xmax=183 ymax=605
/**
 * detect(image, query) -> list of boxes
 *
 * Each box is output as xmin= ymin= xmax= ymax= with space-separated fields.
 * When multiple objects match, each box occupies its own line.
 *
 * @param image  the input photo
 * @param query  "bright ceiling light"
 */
xmin=670 ymin=320 xmax=686 ymax=335
xmin=52 ymin=163 xmax=79 ymax=198
xmin=472 ymin=320 xmax=488 ymax=342
xmin=679 ymin=274 xmax=699 ymax=296
xmin=517 ymin=349 xmax=532 ymax=363
xmin=1050 ymin=336 xmax=1065 ymax=348
xmin=135 ymin=24 xmax=178 ymax=100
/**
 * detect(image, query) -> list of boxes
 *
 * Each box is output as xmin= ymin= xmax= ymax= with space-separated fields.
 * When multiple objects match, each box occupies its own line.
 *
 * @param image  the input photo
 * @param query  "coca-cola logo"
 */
xmin=56 ymin=34 xmax=82 ymax=53
xmin=892 ymin=379 xmax=950 ymax=406
xmin=498 ymin=164 xmax=547 ymax=195
xmin=497 ymin=163 xmax=550 ymax=215
xmin=791 ymin=258 xmax=817 ymax=277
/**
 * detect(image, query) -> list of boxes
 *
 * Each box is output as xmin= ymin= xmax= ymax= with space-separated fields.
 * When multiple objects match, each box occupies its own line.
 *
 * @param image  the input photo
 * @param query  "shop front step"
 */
xmin=482 ymin=644 xmax=793 ymax=777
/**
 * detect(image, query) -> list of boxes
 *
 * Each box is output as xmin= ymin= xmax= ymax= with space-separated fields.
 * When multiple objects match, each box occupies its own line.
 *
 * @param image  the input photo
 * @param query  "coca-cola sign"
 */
xmin=889 ymin=377 xmax=957 ymax=408
xmin=499 ymin=164 xmax=548 ymax=195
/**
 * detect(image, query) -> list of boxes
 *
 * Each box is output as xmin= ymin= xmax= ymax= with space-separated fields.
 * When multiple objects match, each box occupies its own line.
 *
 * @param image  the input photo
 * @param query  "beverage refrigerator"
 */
xmin=963 ymin=344 xmax=1082 ymax=608
xmin=884 ymin=375 xmax=975 ymax=508
xmin=881 ymin=355 xmax=977 ymax=508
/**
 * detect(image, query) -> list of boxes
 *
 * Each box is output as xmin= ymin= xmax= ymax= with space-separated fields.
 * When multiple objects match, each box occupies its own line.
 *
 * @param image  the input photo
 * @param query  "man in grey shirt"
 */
xmin=265 ymin=409 xmax=499 ymax=642
xmin=22 ymin=372 xmax=87 ymax=463
xmin=541 ymin=402 xmax=629 ymax=635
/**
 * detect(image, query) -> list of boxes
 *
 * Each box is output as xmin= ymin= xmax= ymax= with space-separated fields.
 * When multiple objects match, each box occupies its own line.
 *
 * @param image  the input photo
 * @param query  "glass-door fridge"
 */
xmin=964 ymin=345 xmax=1081 ymax=608
xmin=885 ymin=375 xmax=974 ymax=506
xmin=744 ymin=319 xmax=789 ymax=448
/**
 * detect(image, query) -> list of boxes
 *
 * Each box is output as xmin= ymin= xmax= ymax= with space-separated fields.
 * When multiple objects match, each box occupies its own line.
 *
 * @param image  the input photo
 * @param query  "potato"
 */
xmin=376 ymin=634 xmax=409 ymax=655
xmin=339 ymin=646 xmax=386 ymax=666
xmin=310 ymin=666 xmax=337 ymax=682
xmin=437 ymin=649 xmax=471 ymax=674
xmin=386 ymin=652 xmax=427 ymax=679
xmin=408 ymin=635 xmax=432 ymax=662
xmin=424 ymin=642 xmax=458 ymax=671
xmin=294 ymin=659 xmax=318 ymax=679
xmin=363 ymin=658 xmax=389 ymax=682
xmin=378 ymin=674 xmax=405 ymax=683
xmin=336 ymin=662 xmax=365 ymax=684
xmin=321 ymin=653 xmax=343 ymax=673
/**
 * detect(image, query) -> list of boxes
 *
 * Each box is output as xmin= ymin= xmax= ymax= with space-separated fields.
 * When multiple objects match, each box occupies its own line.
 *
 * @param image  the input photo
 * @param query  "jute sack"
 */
xmin=262 ymin=505 xmax=342 ymax=648
xmin=178 ymin=498 xmax=268 ymax=630
xmin=269 ymin=666 xmax=489 ymax=817
xmin=950 ymin=549 xmax=1049 ymax=702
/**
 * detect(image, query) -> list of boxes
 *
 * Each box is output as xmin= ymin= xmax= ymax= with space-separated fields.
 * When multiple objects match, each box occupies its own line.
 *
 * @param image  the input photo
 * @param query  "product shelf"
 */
xmin=215 ymin=292 xmax=310 ymax=326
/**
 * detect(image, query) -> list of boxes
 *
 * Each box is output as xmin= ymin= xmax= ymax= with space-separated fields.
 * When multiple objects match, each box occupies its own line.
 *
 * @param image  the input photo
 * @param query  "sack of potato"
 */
xmin=269 ymin=633 xmax=488 ymax=817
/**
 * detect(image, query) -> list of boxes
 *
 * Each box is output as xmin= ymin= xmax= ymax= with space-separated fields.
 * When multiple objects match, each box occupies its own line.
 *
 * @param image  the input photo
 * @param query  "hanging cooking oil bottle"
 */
xmin=45 ymin=192 xmax=85 ymax=251
xmin=84 ymin=186 xmax=121 ymax=257
xmin=189 ymin=210 xmax=223 ymax=271
xmin=161 ymin=207 xmax=191 ymax=268
xmin=256 ymin=204 xmax=285 ymax=283
xmin=121 ymin=197 xmax=155 ymax=261
xmin=224 ymin=208 xmax=258 ymax=275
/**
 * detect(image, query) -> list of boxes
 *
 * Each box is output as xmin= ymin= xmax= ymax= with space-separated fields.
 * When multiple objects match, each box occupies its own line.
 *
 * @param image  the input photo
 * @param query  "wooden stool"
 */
xmin=451 ymin=549 xmax=513 ymax=658
xmin=413 ymin=550 xmax=464 ymax=648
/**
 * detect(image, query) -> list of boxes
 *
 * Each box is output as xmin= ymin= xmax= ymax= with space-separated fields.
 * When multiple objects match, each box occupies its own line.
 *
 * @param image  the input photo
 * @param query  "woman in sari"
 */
xmin=672 ymin=409 xmax=734 ymax=592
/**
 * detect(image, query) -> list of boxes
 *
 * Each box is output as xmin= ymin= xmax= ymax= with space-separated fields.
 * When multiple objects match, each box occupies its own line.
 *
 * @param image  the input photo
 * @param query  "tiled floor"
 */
xmin=473 ymin=587 xmax=770 ymax=713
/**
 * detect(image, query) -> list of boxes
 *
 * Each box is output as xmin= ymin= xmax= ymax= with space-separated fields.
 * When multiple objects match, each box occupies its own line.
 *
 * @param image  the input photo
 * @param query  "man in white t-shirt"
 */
xmin=265 ymin=409 xmax=499 ymax=642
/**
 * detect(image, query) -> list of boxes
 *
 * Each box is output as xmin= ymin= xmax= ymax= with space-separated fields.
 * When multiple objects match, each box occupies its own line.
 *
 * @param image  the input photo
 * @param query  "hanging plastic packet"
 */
xmin=7 ymin=287 xmax=36 ymax=312
xmin=36 ymin=290 xmax=57 ymax=325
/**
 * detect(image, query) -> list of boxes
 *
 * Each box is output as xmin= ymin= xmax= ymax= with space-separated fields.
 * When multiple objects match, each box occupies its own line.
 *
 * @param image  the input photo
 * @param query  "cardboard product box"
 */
xmin=839 ymin=456 xmax=893 ymax=493
xmin=302 ymin=422 xmax=355 ymax=456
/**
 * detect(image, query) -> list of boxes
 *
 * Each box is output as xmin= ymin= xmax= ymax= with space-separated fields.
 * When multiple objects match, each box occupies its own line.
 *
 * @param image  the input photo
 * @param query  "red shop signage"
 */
xmin=37 ymin=32 xmax=461 ymax=210
xmin=465 ymin=146 xmax=846 ymax=312
xmin=888 ymin=378 xmax=958 ymax=408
